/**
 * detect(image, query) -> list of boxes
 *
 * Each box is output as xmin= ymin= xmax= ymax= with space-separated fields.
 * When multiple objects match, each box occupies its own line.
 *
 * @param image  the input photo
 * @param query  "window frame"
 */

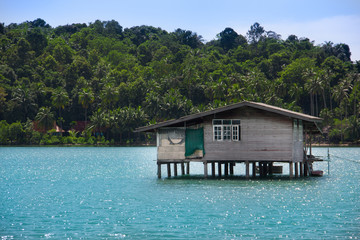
xmin=212 ymin=119 xmax=241 ymax=142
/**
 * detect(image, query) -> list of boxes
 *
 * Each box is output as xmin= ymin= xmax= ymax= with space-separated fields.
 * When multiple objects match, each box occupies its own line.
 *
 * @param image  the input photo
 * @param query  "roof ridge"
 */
xmin=135 ymin=101 xmax=322 ymax=132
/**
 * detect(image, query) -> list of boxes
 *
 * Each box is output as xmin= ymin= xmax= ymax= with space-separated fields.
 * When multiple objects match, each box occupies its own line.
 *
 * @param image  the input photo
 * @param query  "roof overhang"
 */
xmin=135 ymin=101 xmax=322 ymax=133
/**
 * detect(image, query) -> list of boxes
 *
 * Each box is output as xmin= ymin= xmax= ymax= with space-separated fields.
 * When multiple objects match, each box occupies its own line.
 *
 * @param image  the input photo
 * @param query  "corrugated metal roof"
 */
xmin=135 ymin=101 xmax=322 ymax=132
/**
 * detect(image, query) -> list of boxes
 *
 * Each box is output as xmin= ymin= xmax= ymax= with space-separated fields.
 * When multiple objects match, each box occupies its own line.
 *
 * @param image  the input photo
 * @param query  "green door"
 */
xmin=185 ymin=128 xmax=205 ymax=157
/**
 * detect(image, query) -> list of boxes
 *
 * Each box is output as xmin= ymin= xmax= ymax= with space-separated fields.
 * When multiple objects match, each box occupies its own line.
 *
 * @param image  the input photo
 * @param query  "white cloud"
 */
xmin=266 ymin=15 xmax=360 ymax=61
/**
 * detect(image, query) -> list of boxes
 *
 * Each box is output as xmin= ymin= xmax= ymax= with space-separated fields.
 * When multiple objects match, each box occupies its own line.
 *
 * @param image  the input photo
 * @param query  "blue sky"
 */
xmin=2 ymin=0 xmax=360 ymax=60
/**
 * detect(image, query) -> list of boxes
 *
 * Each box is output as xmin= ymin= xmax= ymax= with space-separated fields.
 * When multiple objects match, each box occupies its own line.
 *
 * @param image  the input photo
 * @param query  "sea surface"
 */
xmin=0 ymin=146 xmax=359 ymax=239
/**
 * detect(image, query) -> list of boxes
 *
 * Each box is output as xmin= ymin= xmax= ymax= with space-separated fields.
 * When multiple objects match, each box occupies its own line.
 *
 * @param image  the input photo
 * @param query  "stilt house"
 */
xmin=135 ymin=101 xmax=323 ymax=178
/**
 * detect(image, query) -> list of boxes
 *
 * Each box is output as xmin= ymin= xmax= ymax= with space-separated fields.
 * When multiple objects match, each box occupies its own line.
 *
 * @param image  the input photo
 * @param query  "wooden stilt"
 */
xmin=167 ymin=163 xmax=171 ymax=178
xmin=186 ymin=162 xmax=190 ymax=175
xmin=269 ymin=162 xmax=273 ymax=175
xmin=259 ymin=162 xmax=263 ymax=177
xmin=300 ymin=162 xmax=304 ymax=177
xmin=264 ymin=163 xmax=268 ymax=176
xmin=246 ymin=161 xmax=250 ymax=179
xmin=204 ymin=162 xmax=208 ymax=178
xmin=224 ymin=162 xmax=229 ymax=176
xmin=230 ymin=163 xmax=234 ymax=175
xmin=174 ymin=163 xmax=177 ymax=177
xmin=252 ymin=162 xmax=256 ymax=177
xmin=157 ymin=163 xmax=161 ymax=179
xmin=218 ymin=162 xmax=222 ymax=177
xmin=211 ymin=162 xmax=215 ymax=177
xmin=304 ymin=162 xmax=308 ymax=176
xmin=289 ymin=162 xmax=293 ymax=179
xmin=295 ymin=162 xmax=299 ymax=178
xmin=181 ymin=163 xmax=185 ymax=175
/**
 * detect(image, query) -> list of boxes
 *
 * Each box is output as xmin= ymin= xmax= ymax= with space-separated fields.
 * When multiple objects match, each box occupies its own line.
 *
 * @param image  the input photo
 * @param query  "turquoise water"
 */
xmin=0 ymin=147 xmax=359 ymax=239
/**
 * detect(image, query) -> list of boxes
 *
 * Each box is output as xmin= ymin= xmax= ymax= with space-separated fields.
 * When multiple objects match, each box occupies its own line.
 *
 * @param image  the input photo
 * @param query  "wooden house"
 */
xmin=135 ymin=101 xmax=323 ymax=179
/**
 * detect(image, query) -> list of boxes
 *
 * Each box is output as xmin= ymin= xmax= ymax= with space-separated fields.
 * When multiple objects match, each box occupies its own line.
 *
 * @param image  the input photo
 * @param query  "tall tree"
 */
xmin=78 ymin=88 xmax=95 ymax=128
xmin=11 ymin=85 xmax=37 ymax=121
xmin=247 ymin=22 xmax=265 ymax=44
xmin=35 ymin=107 xmax=55 ymax=132
xmin=218 ymin=27 xmax=238 ymax=51
xmin=100 ymin=83 xmax=118 ymax=110
xmin=51 ymin=87 xmax=69 ymax=135
xmin=333 ymin=77 xmax=353 ymax=141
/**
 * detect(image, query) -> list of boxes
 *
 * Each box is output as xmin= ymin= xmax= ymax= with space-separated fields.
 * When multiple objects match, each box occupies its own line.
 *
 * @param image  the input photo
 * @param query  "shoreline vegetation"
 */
xmin=0 ymin=19 xmax=359 ymax=146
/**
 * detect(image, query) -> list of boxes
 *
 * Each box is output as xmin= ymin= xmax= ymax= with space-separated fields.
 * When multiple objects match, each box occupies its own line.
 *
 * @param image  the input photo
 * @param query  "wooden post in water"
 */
xmin=252 ymin=162 xmax=256 ymax=177
xmin=174 ymin=163 xmax=177 ymax=177
xmin=224 ymin=163 xmax=229 ymax=176
xmin=300 ymin=162 xmax=304 ymax=177
xmin=269 ymin=162 xmax=273 ymax=175
xmin=264 ymin=163 xmax=268 ymax=176
xmin=211 ymin=162 xmax=216 ymax=177
xmin=167 ymin=163 xmax=171 ymax=178
xmin=218 ymin=162 xmax=222 ymax=177
xmin=246 ymin=161 xmax=250 ymax=179
xmin=289 ymin=162 xmax=293 ymax=179
xmin=230 ymin=163 xmax=234 ymax=175
xmin=157 ymin=163 xmax=161 ymax=179
xmin=295 ymin=162 xmax=299 ymax=178
xmin=181 ymin=163 xmax=185 ymax=175
xmin=203 ymin=162 xmax=208 ymax=178
xmin=186 ymin=162 xmax=190 ymax=175
xmin=259 ymin=162 xmax=263 ymax=177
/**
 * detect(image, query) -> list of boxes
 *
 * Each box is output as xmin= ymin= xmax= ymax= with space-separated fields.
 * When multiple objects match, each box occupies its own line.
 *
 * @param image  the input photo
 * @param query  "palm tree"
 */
xmin=11 ymin=85 xmax=37 ymax=121
xmin=333 ymin=77 xmax=353 ymax=142
xmin=88 ymin=109 xmax=108 ymax=137
xmin=100 ymin=83 xmax=118 ymax=110
xmin=347 ymin=72 xmax=360 ymax=118
xmin=304 ymin=68 xmax=323 ymax=116
xmin=35 ymin=107 xmax=55 ymax=132
xmin=78 ymin=88 xmax=94 ymax=128
xmin=51 ymin=87 xmax=69 ymax=136
xmin=321 ymin=69 xmax=334 ymax=110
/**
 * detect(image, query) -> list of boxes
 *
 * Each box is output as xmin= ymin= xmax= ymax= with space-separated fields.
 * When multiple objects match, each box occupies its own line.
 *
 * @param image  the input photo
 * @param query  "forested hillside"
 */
xmin=0 ymin=19 xmax=359 ymax=145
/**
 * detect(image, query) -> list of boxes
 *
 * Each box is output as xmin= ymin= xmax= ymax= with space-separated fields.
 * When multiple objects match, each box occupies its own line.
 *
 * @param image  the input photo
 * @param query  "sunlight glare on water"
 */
xmin=0 ymin=147 xmax=359 ymax=239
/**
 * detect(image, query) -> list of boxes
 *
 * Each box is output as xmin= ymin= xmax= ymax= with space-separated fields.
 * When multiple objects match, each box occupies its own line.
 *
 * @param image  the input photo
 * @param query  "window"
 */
xmin=213 ymin=119 xmax=241 ymax=141
xmin=232 ymin=125 xmax=239 ymax=141
xmin=214 ymin=125 xmax=222 ymax=140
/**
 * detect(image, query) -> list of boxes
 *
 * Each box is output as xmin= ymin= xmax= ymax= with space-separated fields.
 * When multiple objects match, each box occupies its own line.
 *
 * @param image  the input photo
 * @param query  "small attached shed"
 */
xmin=135 ymin=101 xmax=322 ymax=179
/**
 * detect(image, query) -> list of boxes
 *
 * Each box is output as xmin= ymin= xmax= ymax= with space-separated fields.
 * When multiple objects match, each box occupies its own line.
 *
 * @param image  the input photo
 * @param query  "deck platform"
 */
xmin=156 ymin=159 xmax=321 ymax=179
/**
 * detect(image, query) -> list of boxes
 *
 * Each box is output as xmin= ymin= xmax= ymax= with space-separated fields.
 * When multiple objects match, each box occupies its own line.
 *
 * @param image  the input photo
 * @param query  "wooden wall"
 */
xmin=157 ymin=128 xmax=185 ymax=160
xmin=202 ymin=107 xmax=296 ymax=162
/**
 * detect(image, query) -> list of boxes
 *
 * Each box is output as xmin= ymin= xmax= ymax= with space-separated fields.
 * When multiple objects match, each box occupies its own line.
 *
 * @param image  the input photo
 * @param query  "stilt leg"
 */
xmin=300 ymin=163 xmax=304 ymax=177
xmin=289 ymin=162 xmax=293 ymax=179
xmin=264 ymin=163 xmax=268 ymax=176
xmin=295 ymin=162 xmax=299 ymax=178
xmin=246 ymin=161 xmax=250 ymax=179
xmin=181 ymin=163 xmax=185 ymax=175
xmin=269 ymin=162 xmax=273 ymax=175
xmin=259 ymin=162 xmax=263 ymax=177
xmin=230 ymin=163 xmax=234 ymax=175
xmin=211 ymin=162 xmax=215 ymax=177
xmin=174 ymin=163 xmax=177 ymax=177
xmin=218 ymin=162 xmax=222 ymax=177
xmin=186 ymin=162 xmax=190 ymax=175
xmin=167 ymin=163 xmax=171 ymax=178
xmin=252 ymin=162 xmax=256 ymax=177
xmin=224 ymin=163 xmax=229 ymax=176
xmin=157 ymin=163 xmax=161 ymax=179
xmin=204 ymin=162 xmax=208 ymax=178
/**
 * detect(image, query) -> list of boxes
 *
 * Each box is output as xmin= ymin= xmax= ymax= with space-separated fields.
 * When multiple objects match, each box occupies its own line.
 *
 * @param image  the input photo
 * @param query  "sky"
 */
xmin=2 ymin=0 xmax=360 ymax=61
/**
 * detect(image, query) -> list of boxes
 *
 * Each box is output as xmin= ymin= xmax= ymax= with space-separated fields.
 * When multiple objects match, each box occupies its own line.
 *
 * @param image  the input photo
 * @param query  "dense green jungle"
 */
xmin=0 ymin=19 xmax=359 ymax=145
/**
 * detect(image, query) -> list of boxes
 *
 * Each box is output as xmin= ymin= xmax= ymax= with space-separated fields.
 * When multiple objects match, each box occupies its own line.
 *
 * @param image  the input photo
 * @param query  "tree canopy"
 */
xmin=0 ymin=19 xmax=359 ymax=144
